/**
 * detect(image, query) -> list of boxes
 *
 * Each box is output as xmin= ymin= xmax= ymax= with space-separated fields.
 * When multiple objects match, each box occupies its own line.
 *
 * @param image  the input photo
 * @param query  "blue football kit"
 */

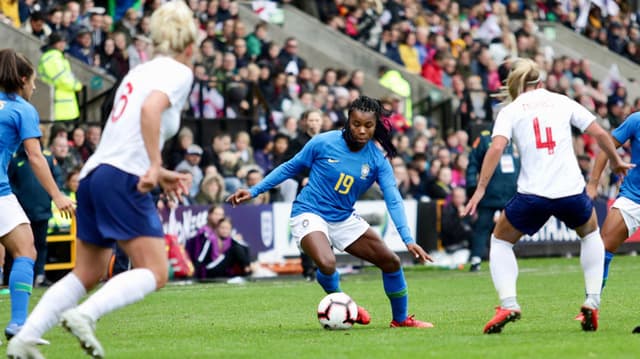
xmin=250 ymin=130 xmax=413 ymax=244
xmin=0 ymin=92 xmax=41 ymax=196
xmin=612 ymin=113 xmax=640 ymax=204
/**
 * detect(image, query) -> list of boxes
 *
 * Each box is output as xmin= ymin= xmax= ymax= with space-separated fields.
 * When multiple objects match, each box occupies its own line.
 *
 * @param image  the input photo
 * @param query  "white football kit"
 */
xmin=492 ymin=88 xmax=595 ymax=199
xmin=80 ymin=56 xmax=193 ymax=179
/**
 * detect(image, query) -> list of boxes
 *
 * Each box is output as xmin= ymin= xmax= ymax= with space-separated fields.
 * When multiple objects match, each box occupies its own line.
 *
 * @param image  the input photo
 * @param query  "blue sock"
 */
xmin=382 ymin=269 xmax=408 ymax=323
xmin=602 ymin=250 xmax=614 ymax=290
xmin=316 ymin=269 xmax=341 ymax=294
xmin=9 ymin=256 xmax=34 ymax=326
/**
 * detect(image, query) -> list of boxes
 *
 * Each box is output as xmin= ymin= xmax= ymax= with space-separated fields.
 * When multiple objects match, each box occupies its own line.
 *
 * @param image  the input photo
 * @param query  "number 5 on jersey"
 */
xmin=334 ymin=173 xmax=354 ymax=194
xmin=533 ymin=117 xmax=556 ymax=154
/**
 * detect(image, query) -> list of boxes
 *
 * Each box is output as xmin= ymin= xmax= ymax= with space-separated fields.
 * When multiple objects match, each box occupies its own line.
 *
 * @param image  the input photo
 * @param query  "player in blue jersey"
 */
xmin=227 ymin=95 xmax=434 ymax=328
xmin=586 ymin=111 xmax=640 ymax=333
xmin=0 ymin=49 xmax=75 ymax=343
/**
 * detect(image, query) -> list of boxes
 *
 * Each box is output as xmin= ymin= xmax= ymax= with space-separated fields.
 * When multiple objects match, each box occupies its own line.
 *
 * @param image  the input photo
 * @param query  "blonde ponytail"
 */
xmin=496 ymin=58 xmax=541 ymax=102
xmin=149 ymin=1 xmax=197 ymax=56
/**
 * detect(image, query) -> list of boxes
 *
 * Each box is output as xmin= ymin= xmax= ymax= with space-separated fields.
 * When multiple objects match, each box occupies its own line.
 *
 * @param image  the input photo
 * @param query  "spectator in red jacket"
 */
xmin=421 ymin=49 xmax=447 ymax=88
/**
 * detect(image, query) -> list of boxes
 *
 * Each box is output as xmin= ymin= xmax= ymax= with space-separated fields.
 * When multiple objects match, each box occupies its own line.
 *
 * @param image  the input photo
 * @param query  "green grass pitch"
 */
xmin=2 ymin=255 xmax=640 ymax=358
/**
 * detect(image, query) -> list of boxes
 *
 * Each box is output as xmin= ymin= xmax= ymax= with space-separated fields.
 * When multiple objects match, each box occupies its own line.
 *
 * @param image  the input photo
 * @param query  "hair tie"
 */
xmin=526 ymin=75 xmax=541 ymax=85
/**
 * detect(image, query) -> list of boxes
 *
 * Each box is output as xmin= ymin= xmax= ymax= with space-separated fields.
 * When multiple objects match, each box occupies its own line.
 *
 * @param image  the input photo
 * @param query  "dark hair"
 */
xmin=273 ymin=133 xmax=289 ymax=143
xmin=30 ymin=11 xmax=46 ymax=22
xmin=246 ymin=168 xmax=262 ymax=179
xmin=255 ymin=20 xmax=268 ymax=31
xmin=207 ymin=204 xmax=222 ymax=215
xmin=0 ymin=49 xmax=34 ymax=94
xmin=343 ymin=95 xmax=397 ymax=158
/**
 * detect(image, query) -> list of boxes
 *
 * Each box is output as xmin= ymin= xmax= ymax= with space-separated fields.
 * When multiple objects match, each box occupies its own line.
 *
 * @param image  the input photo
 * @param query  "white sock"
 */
xmin=581 ymin=230 xmax=604 ymax=308
xmin=489 ymin=236 xmax=520 ymax=309
xmin=17 ymin=273 xmax=86 ymax=340
xmin=77 ymin=268 xmax=157 ymax=322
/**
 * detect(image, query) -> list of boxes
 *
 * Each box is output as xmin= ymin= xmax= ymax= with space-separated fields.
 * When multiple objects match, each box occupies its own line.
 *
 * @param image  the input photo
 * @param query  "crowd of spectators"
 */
xmin=1 ymin=0 xmax=638 ymax=233
xmin=533 ymin=0 xmax=640 ymax=65
xmin=316 ymin=0 xmax=638 ymax=197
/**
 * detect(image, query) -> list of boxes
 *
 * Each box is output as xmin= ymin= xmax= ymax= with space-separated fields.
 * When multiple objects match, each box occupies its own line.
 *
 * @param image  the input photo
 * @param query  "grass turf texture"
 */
xmin=2 ymin=256 xmax=640 ymax=358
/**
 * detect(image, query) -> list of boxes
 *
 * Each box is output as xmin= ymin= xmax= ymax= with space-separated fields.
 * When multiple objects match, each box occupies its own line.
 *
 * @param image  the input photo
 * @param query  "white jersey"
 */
xmin=80 ymin=56 xmax=193 ymax=178
xmin=492 ymin=88 xmax=595 ymax=199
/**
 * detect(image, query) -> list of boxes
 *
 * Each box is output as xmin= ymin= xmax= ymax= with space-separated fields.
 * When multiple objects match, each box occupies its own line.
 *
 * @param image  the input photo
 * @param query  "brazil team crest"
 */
xmin=360 ymin=164 xmax=370 ymax=179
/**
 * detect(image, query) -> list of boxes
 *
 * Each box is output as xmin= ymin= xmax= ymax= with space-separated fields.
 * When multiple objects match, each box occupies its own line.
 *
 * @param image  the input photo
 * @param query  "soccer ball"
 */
xmin=317 ymin=292 xmax=358 ymax=330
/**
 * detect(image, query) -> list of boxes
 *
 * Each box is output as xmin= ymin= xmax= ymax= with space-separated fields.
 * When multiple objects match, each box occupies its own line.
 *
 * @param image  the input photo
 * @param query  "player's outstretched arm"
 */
xmin=406 ymin=243 xmax=433 ymax=263
xmin=24 ymin=137 xmax=75 ymax=219
xmin=587 ymin=149 xmax=612 ymax=199
xmin=226 ymin=189 xmax=252 ymax=207
xmin=585 ymin=122 xmax=634 ymax=177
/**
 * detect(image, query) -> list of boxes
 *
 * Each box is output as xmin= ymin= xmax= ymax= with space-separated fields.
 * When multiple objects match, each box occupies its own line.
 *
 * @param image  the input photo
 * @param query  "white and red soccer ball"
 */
xmin=317 ymin=292 xmax=358 ymax=330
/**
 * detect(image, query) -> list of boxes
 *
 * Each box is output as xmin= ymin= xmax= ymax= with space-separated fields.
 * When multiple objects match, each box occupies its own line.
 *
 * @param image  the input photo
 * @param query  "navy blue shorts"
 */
xmin=504 ymin=191 xmax=593 ymax=235
xmin=77 ymin=164 xmax=164 ymax=248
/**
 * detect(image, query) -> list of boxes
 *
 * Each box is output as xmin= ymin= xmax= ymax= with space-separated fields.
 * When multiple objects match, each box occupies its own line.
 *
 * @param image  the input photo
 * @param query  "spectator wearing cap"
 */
xmin=38 ymin=32 xmax=83 ymax=128
xmin=22 ymin=11 xmax=51 ymax=41
xmin=176 ymin=144 xmax=205 ymax=197
xmin=68 ymin=26 xmax=95 ymax=65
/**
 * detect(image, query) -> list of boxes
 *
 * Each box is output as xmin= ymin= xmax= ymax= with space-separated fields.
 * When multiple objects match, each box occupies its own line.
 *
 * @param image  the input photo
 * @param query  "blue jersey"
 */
xmin=0 ymin=92 xmax=42 ymax=196
xmin=613 ymin=112 xmax=640 ymax=204
xmin=251 ymin=130 xmax=414 ymax=244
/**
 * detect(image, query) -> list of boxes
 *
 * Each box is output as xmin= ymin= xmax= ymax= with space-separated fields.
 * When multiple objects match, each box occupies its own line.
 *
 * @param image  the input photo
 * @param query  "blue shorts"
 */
xmin=77 ymin=164 xmax=164 ymax=247
xmin=504 ymin=191 xmax=593 ymax=235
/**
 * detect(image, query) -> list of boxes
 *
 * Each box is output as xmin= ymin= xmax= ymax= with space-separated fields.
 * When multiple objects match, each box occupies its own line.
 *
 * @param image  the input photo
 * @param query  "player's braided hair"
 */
xmin=343 ymin=95 xmax=397 ymax=158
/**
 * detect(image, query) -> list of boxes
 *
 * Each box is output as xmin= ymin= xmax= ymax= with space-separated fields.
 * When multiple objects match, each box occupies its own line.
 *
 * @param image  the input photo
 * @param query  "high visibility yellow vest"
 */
xmin=48 ymin=191 xmax=76 ymax=234
xmin=379 ymin=70 xmax=413 ymax=124
xmin=38 ymin=49 xmax=82 ymax=121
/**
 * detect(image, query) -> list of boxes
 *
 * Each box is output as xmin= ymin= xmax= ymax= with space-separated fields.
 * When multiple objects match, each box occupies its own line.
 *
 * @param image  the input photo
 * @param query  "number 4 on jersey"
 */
xmin=533 ymin=117 xmax=555 ymax=154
